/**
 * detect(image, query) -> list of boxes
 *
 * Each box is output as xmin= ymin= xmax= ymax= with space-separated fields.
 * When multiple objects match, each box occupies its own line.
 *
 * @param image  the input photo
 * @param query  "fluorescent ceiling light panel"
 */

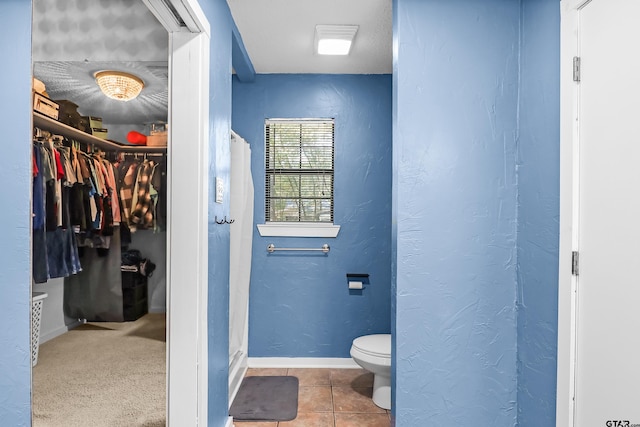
xmin=315 ymin=24 xmax=359 ymax=55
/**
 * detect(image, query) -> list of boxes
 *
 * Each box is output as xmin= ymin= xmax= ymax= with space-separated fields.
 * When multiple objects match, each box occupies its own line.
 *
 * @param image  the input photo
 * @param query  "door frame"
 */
xmin=28 ymin=0 xmax=212 ymax=424
xmin=557 ymin=0 xmax=591 ymax=425
xmin=143 ymin=1 xmax=211 ymax=425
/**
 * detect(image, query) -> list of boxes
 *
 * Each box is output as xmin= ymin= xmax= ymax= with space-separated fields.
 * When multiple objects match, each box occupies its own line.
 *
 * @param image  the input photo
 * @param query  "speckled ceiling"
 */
xmin=32 ymin=0 xmax=392 ymax=125
xmin=32 ymin=0 xmax=168 ymax=125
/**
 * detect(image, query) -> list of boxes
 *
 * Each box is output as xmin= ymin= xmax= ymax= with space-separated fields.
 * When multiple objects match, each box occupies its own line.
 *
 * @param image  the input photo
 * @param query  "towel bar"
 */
xmin=266 ymin=244 xmax=330 ymax=253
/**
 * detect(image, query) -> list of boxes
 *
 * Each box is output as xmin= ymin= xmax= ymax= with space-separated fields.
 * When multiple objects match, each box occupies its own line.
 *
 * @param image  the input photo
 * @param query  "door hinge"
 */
xmin=573 ymin=56 xmax=581 ymax=82
xmin=572 ymin=251 xmax=580 ymax=276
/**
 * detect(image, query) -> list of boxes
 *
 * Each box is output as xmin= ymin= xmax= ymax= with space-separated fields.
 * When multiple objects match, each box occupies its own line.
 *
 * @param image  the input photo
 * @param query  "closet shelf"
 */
xmin=33 ymin=112 xmax=167 ymax=153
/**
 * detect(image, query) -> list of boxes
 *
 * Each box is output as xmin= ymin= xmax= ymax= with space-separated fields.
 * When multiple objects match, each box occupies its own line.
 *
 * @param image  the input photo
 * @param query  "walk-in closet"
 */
xmin=31 ymin=1 xmax=169 ymax=425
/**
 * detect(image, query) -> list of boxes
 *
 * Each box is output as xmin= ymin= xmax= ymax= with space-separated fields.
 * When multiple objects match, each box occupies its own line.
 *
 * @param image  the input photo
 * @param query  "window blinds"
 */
xmin=265 ymin=119 xmax=335 ymax=222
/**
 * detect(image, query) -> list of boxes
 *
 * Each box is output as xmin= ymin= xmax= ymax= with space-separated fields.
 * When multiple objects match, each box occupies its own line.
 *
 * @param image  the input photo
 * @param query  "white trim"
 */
xmin=154 ymin=0 xmax=210 ymax=425
xmin=557 ymin=1 xmax=586 ymax=426
xmin=142 ymin=0 xmax=210 ymax=36
xmin=167 ymin=29 xmax=210 ymax=427
xmin=257 ymin=223 xmax=340 ymax=238
xmin=225 ymin=417 xmax=234 ymax=427
xmin=196 ymin=33 xmax=211 ymax=427
xmin=168 ymin=0 xmax=210 ymax=34
xmin=141 ymin=0 xmax=184 ymax=33
xmin=265 ymin=118 xmax=334 ymax=125
xmin=248 ymin=357 xmax=359 ymax=369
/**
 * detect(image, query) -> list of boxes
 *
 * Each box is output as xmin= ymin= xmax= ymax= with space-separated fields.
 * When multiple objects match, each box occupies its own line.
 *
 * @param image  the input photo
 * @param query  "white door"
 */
xmin=574 ymin=0 xmax=640 ymax=425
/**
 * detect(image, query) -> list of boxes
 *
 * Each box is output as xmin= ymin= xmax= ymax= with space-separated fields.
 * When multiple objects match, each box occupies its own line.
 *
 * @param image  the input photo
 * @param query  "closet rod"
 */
xmin=33 ymin=112 xmax=167 ymax=153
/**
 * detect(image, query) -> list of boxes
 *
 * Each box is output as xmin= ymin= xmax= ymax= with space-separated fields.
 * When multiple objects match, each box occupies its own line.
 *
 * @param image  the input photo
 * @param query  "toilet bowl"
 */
xmin=350 ymin=334 xmax=391 ymax=410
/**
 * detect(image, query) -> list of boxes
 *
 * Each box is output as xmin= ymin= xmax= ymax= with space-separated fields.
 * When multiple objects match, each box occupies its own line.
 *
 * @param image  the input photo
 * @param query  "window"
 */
xmin=258 ymin=119 xmax=340 ymax=237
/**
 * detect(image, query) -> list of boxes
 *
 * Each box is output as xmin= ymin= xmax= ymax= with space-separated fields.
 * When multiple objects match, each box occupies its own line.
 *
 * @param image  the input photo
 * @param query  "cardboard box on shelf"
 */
xmin=146 ymin=133 xmax=167 ymax=146
xmin=82 ymin=116 xmax=103 ymax=129
xmin=90 ymin=128 xmax=108 ymax=139
xmin=33 ymin=93 xmax=59 ymax=120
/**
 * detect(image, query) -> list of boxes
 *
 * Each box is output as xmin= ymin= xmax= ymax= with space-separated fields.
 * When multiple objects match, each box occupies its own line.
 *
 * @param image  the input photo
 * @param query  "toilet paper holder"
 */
xmin=347 ymin=273 xmax=369 ymax=290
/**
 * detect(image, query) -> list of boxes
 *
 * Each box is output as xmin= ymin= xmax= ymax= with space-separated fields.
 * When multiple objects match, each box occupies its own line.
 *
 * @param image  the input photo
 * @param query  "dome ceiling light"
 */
xmin=95 ymin=70 xmax=144 ymax=101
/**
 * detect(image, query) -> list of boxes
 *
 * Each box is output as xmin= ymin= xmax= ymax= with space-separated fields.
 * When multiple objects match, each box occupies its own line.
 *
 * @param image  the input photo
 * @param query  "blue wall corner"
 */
xmin=199 ymin=0 xmax=234 ymax=424
xmin=232 ymin=74 xmax=393 ymax=358
xmin=394 ymin=0 xmax=520 ymax=425
xmin=0 ymin=1 xmax=33 ymax=425
xmin=516 ymin=0 xmax=561 ymax=425
xmin=232 ymin=21 xmax=256 ymax=82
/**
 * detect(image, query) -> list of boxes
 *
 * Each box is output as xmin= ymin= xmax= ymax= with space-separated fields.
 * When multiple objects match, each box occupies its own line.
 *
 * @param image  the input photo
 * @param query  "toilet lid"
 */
xmin=352 ymin=334 xmax=391 ymax=358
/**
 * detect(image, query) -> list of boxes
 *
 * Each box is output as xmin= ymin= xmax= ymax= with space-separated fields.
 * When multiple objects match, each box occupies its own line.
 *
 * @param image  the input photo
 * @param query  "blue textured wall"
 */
xmin=393 ymin=1 xmax=520 ymax=425
xmin=516 ymin=0 xmax=560 ymax=425
xmin=0 ymin=1 xmax=32 ymax=425
xmin=200 ymin=0 xmax=233 ymax=424
xmin=232 ymin=74 xmax=392 ymax=357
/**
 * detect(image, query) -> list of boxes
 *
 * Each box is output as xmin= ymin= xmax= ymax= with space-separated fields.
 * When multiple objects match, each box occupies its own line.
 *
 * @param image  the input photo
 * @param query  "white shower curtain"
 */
xmin=229 ymin=134 xmax=254 ymax=364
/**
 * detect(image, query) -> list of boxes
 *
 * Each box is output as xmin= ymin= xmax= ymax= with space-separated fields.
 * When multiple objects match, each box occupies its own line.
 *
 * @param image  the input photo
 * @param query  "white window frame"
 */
xmin=258 ymin=118 xmax=340 ymax=238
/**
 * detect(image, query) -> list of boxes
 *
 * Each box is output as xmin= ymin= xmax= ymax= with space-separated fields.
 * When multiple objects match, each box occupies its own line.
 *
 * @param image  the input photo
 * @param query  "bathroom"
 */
xmin=232 ymin=74 xmax=392 ymax=363
xmin=230 ymin=1 xmax=559 ymax=425
xmin=230 ymin=74 xmax=393 ymax=422
xmin=1 ymin=0 xmax=563 ymax=426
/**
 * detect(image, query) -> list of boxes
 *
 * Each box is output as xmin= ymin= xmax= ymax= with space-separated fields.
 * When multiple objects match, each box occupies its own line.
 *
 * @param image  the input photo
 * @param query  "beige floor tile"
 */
xmin=334 ymin=413 xmax=391 ymax=427
xmin=278 ymin=412 xmax=335 ymax=427
xmin=287 ymin=368 xmax=332 ymax=386
xmin=235 ymin=368 xmax=389 ymax=427
xmin=245 ymin=368 xmax=288 ymax=377
xmin=232 ymin=422 xmax=278 ymax=427
xmin=331 ymin=386 xmax=386 ymax=414
xmin=330 ymin=369 xmax=373 ymax=387
xmin=298 ymin=386 xmax=333 ymax=413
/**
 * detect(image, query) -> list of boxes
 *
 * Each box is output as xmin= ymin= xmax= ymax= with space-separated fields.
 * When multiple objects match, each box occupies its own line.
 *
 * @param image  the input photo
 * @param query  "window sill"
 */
xmin=257 ymin=222 xmax=341 ymax=238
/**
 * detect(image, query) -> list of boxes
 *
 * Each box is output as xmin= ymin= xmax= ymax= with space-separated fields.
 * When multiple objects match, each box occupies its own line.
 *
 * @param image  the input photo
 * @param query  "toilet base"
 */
xmin=372 ymin=374 xmax=391 ymax=410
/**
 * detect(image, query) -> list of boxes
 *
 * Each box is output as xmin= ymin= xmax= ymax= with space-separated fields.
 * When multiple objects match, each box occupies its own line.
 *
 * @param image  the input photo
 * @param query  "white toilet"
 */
xmin=350 ymin=334 xmax=391 ymax=410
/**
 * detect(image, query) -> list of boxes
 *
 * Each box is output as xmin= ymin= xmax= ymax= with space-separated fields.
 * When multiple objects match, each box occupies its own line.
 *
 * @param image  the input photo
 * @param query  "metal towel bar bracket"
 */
xmin=267 ymin=244 xmax=330 ymax=253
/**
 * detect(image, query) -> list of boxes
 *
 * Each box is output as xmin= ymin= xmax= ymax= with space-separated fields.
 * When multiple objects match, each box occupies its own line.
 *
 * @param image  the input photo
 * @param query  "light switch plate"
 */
xmin=215 ymin=177 xmax=224 ymax=204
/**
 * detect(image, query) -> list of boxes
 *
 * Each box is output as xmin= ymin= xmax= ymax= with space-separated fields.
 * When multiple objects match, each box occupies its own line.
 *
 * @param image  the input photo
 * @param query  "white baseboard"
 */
xmin=247 ymin=357 xmax=359 ymax=369
xmin=38 ymin=319 xmax=83 ymax=344
xmin=225 ymin=416 xmax=234 ymax=427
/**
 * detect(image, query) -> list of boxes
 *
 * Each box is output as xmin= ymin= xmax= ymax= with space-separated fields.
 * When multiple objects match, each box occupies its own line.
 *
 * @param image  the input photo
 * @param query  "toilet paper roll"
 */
xmin=348 ymin=281 xmax=363 ymax=290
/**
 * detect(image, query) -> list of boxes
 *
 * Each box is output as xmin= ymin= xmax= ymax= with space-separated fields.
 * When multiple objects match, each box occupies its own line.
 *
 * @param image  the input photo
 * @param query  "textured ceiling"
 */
xmin=32 ymin=0 xmax=168 ymax=126
xmin=32 ymin=0 xmax=392 ymax=127
xmin=32 ymin=0 xmax=168 ymax=62
xmin=227 ymin=0 xmax=392 ymax=74
xmin=34 ymin=61 xmax=168 ymax=125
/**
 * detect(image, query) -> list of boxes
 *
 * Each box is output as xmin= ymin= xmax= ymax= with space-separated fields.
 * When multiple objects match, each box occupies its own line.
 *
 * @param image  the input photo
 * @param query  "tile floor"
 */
xmin=232 ymin=368 xmax=391 ymax=427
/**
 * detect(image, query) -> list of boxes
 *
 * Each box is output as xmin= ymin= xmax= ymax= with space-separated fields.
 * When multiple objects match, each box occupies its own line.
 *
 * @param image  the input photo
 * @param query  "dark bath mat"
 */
xmin=229 ymin=376 xmax=299 ymax=421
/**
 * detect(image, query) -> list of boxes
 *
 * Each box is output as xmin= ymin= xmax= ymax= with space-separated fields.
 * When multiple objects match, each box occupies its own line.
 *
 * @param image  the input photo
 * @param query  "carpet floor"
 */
xmin=32 ymin=313 xmax=166 ymax=427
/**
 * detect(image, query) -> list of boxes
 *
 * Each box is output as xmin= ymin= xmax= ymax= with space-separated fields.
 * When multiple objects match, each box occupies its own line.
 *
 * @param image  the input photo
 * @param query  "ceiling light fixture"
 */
xmin=94 ymin=70 xmax=144 ymax=102
xmin=315 ymin=25 xmax=359 ymax=56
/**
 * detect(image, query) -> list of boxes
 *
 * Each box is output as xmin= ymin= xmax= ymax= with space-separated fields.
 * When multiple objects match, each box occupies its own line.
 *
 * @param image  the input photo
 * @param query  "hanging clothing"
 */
xmin=32 ymin=144 xmax=48 ymax=283
xmin=32 ymin=139 xmax=82 ymax=283
xmin=130 ymin=159 xmax=157 ymax=230
xmin=117 ymin=159 xmax=140 ymax=226
xmin=113 ymin=156 xmax=166 ymax=232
